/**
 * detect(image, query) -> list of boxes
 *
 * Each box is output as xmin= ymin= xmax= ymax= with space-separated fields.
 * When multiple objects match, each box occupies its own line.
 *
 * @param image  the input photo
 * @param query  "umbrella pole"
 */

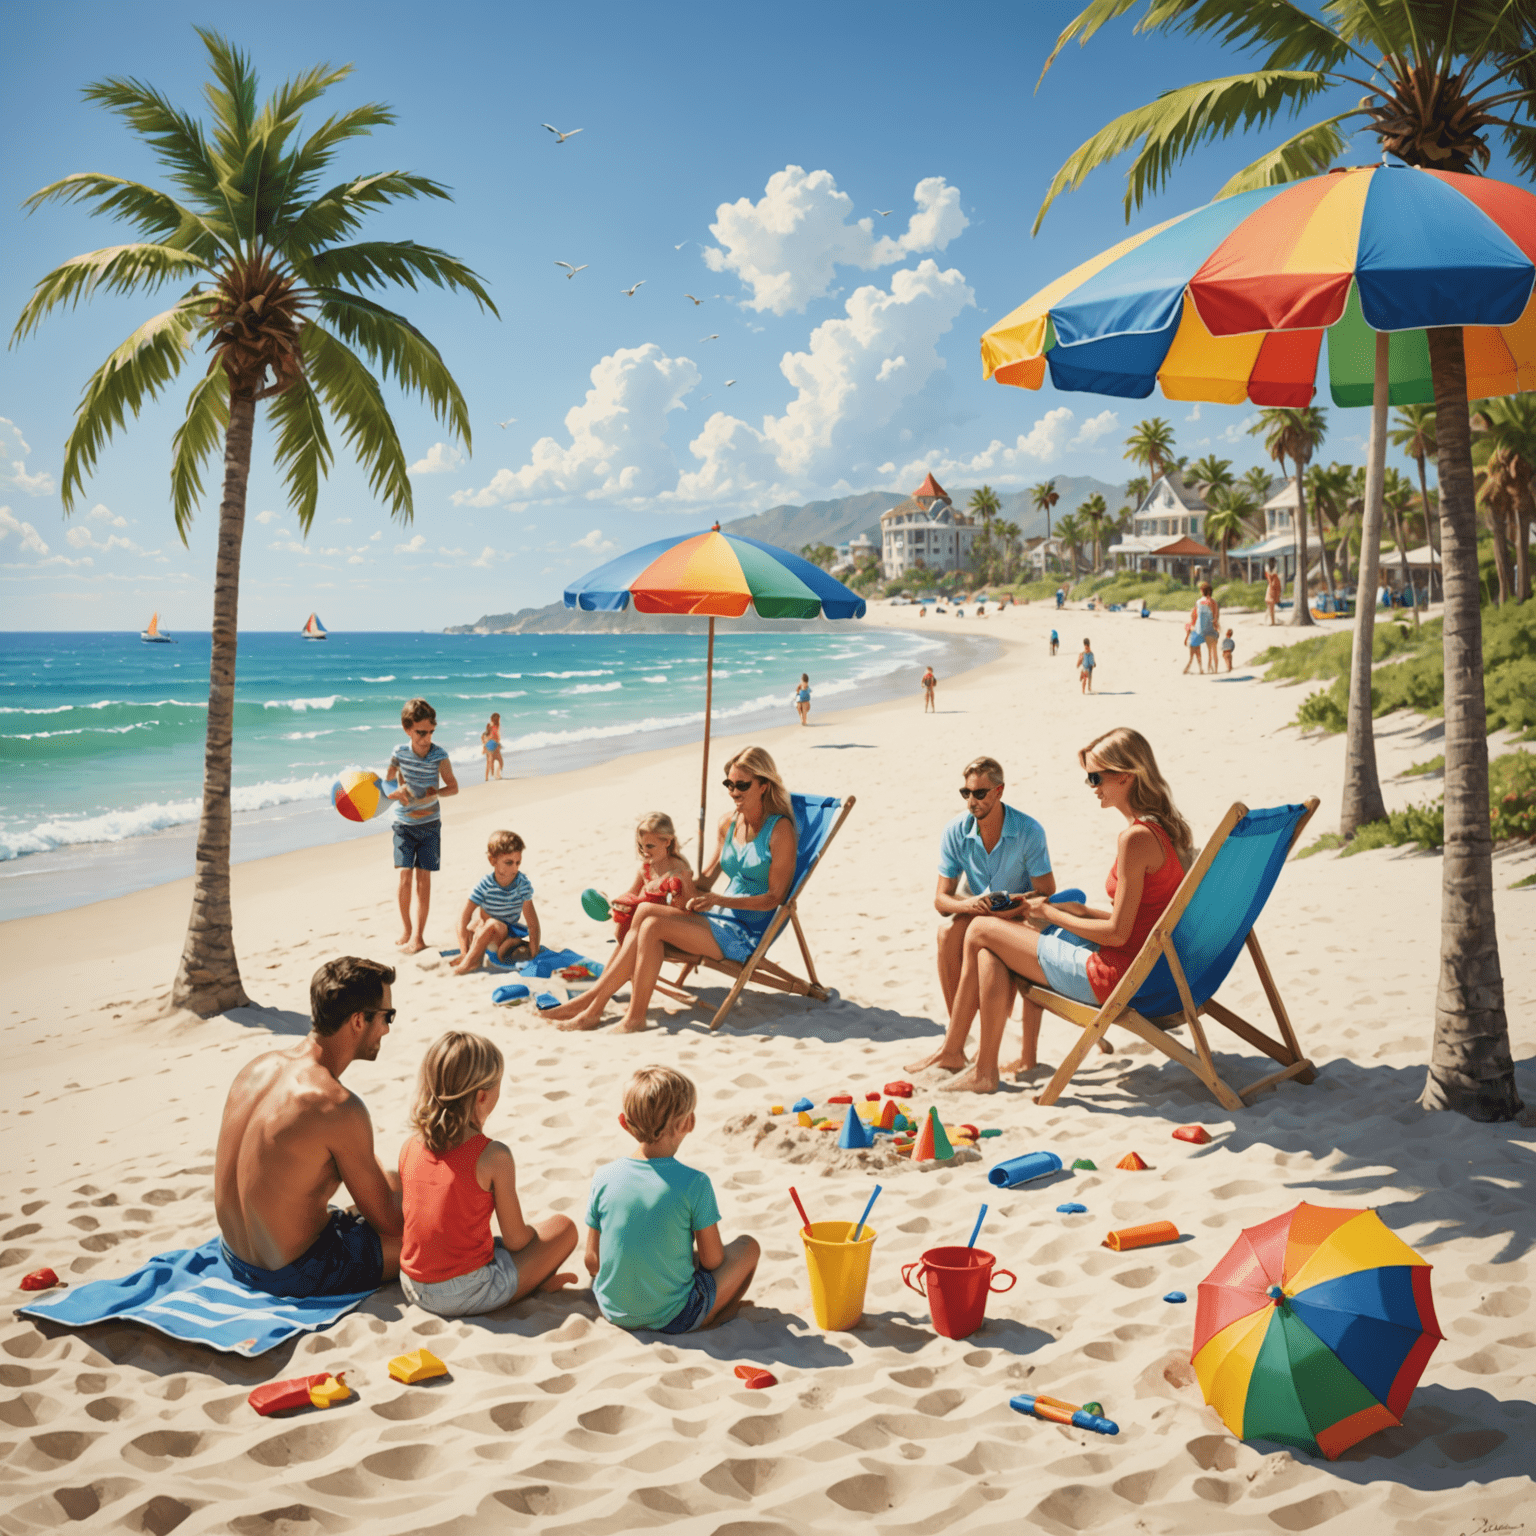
xmin=699 ymin=616 xmax=715 ymax=870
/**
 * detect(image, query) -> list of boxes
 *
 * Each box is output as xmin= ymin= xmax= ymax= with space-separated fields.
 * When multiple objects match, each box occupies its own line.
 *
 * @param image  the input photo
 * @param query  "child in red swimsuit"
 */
xmin=610 ymin=812 xmax=695 ymax=939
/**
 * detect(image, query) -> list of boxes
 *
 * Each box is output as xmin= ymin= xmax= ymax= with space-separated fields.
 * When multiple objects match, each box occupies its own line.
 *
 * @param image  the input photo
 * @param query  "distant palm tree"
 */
xmin=1187 ymin=454 xmax=1234 ymax=500
xmin=1079 ymin=493 xmax=1108 ymax=570
xmin=1124 ymin=473 xmax=1149 ymax=510
xmin=1030 ymin=480 xmax=1060 ymax=570
xmin=1471 ymin=397 xmax=1536 ymax=603
xmin=1240 ymin=465 xmax=1274 ymax=504
xmin=799 ymin=543 xmax=838 ymax=570
xmin=1389 ymin=404 xmax=1441 ymax=558
xmin=1124 ymin=418 xmax=1176 ymax=485
xmin=1304 ymin=461 xmax=1353 ymax=597
xmin=969 ymin=484 xmax=1003 ymax=583
xmin=1054 ymin=511 xmax=1085 ymax=581
xmin=1382 ymin=468 xmax=1422 ymax=629
xmin=11 ymin=32 xmax=493 ymax=1016
xmin=1251 ymin=408 xmax=1327 ymax=628
xmin=994 ymin=519 xmax=1022 ymax=583
xmin=1203 ymin=485 xmax=1259 ymax=580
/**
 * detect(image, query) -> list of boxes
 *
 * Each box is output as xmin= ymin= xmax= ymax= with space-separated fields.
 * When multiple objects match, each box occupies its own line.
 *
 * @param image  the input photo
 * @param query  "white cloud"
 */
xmin=85 ymin=503 xmax=128 ymax=528
xmin=0 ymin=506 xmax=51 ymax=556
xmin=437 ymin=545 xmax=466 ymax=558
xmin=64 ymin=525 xmax=145 ymax=555
xmin=0 ymin=420 xmax=55 ymax=496
xmin=471 ymin=546 xmax=496 ymax=568
xmin=453 ymin=344 xmax=701 ymax=507
xmin=1071 ymin=410 xmax=1119 ymax=447
xmin=893 ymin=407 xmax=1077 ymax=485
xmin=1185 ymin=404 xmax=1202 ymax=422
xmin=255 ymin=509 xmax=279 ymax=525
xmin=703 ymin=168 xmax=968 ymax=315
xmin=1220 ymin=413 xmax=1260 ymax=444
xmin=573 ymin=529 xmax=616 ymax=553
xmin=370 ymin=531 xmax=382 ymax=541
xmin=408 ymin=442 xmax=465 ymax=476
xmin=396 ymin=534 xmax=428 ymax=553
xmin=347 ymin=554 xmax=366 ymax=565
xmin=270 ymin=534 xmax=310 ymax=555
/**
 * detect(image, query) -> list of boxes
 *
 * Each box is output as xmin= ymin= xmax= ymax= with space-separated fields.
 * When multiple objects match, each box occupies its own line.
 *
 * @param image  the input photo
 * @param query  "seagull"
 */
xmin=700 ymin=333 xmax=719 ymax=341
xmin=620 ymin=281 xmax=645 ymax=297
xmin=699 ymin=393 xmax=713 ymax=403
xmin=542 ymin=124 xmax=583 ymax=143
xmin=724 ymin=379 xmax=737 ymax=387
xmin=497 ymin=418 xmax=518 ymax=429
xmin=674 ymin=242 xmax=688 ymax=250
xmin=874 ymin=208 xmax=894 ymax=217
xmin=555 ymin=262 xmax=588 ymax=279
xmin=684 ymin=294 xmax=703 ymax=305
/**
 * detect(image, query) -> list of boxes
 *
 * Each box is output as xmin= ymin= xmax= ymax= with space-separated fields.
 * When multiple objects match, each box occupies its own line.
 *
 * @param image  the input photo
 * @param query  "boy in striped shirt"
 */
xmin=452 ymin=829 xmax=542 ymax=975
xmin=384 ymin=698 xmax=459 ymax=954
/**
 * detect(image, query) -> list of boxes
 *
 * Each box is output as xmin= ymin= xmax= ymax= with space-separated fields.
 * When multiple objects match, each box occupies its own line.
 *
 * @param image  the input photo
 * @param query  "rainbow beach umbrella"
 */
xmin=564 ymin=524 xmax=865 ymax=857
xmin=1192 ymin=1201 xmax=1443 ymax=1460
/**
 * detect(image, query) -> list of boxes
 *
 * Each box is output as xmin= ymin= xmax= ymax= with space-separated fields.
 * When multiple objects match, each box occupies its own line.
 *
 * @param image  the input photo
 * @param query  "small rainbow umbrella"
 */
xmin=1192 ymin=1201 xmax=1443 ymax=1461
xmin=564 ymin=524 xmax=865 ymax=858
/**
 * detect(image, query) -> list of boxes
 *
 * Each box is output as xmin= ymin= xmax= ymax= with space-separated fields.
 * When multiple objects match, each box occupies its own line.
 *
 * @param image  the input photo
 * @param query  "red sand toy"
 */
xmin=20 ymin=1268 xmax=60 ymax=1291
xmin=1172 ymin=1125 xmax=1212 ymax=1144
xmin=884 ymin=1080 xmax=913 ymax=1098
xmin=248 ymin=1372 xmax=347 ymax=1417
xmin=733 ymin=1365 xmax=777 ymax=1389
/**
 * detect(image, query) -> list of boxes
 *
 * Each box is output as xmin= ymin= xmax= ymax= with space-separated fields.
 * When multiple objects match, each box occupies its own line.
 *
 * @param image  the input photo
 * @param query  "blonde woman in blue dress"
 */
xmin=545 ymin=746 xmax=798 ymax=1033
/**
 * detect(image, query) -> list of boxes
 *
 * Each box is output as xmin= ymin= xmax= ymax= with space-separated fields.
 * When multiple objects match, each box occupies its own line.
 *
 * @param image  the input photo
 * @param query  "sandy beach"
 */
xmin=2 ymin=601 xmax=1533 ymax=1536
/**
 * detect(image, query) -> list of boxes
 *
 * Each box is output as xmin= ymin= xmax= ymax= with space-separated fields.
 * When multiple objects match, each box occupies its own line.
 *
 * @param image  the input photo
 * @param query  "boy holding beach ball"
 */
xmin=383 ymin=697 xmax=458 ymax=954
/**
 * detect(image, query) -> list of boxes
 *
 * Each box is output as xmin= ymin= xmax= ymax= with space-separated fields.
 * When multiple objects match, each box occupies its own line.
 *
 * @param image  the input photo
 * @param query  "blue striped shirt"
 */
xmin=471 ymin=870 xmax=533 ymax=924
xmin=388 ymin=741 xmax=450 ymax=824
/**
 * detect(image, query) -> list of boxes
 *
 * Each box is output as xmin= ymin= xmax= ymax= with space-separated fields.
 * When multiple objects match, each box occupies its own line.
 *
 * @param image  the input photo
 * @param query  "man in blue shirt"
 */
xmin=911 ymin=755 xmax=1056 ymax=1072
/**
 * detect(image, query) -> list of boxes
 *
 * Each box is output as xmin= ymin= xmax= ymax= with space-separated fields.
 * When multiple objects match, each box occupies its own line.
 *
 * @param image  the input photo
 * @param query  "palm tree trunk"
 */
xmin=1315 ymin=502 xmax=1336 ymax=597
xmin=1414 ymin=451 xmax=1440 ymax=563
xmin=1514 ymin=493 xmax=1531 ymax=603
xmin=171 ymin=387 xmax=256 ymax=1017
xmin=1419 ymin=327 xmax=1519 ymax=1121
xmin=1487 ymin=499 xmax=1513 ymax=606
xmin=1390 ymin=504 xmax=1419 ymax=631
xmin=1341 ymin=333 xmax=1389 ymax=838
xmin=1290 ymin=459 xmax=1315 ymax=627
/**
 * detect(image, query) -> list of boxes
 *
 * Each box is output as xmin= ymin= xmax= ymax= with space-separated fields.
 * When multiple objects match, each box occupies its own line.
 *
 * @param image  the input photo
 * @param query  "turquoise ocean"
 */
xmin=0 ymin=625 xmax=985 ymax=919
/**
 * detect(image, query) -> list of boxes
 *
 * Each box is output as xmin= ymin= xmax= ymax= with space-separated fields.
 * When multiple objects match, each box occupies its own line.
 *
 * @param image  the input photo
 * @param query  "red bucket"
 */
xmin=901 ymin=1246 xmax=1016 ymax=1339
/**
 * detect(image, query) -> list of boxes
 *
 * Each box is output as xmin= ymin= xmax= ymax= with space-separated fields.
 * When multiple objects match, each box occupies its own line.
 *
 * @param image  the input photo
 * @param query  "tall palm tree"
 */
xmin=1203 ymin=484 xmax=1259 ymax=580
xmin=1124 ymin=473 xmax=1149 ymax=511
xmin=1382 ymin=467 xmax=1422 ymax=630
xmin=1187 ymin=454 xmax=1234 ymax=499
xmin=1079 ymin=493 xmax=1108 ymax=570
xmin=1035 ymin=0 xmax=1533 ymax=1119
xmin=1472 ymin=396 xmax=1536 ymax=603
xmin=1389 ymin=404 xmax=1441 ymax=558
xmin=994 ymin=519 xmax=1022 ymax=582
xmin=1240 ymin=464 xmax=1274 ymax=504
xmin=968 ymin=484 xmax=1003 ymax=584
xmin=11 ymin=33 xmax=493 ymax=1017
xmin=1124 ymin=417 xmax=1176 ymax=485
xmin=1030 ymin=479 xmax=1061 ymax=572
xmin=1476 ymin=447 xmax=1524 ymax=607
xmin=1054 ymin=511 xmax=1085 ymax=581
xmin=1252 ymin=408 xmax=1327 ymax=627
xmin=1305 ymin=460 xmax=1353 ymax=596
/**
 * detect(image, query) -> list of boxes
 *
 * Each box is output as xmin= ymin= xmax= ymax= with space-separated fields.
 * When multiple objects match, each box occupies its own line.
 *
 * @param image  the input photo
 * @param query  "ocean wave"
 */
xmin=640 ymin=675 xmax=668 ymax=683
xmin=569 ymin=682 xmax=622 ymax=694
xmin=451 ymin=691 xmax=529 ymax=700
xmin=3 ymin=721 xmax=159 ymax=741
xmin=263 ymin=695 xmax=340 ymax=712
xmin=0 ymin=698 xmax=206 ymax=715
xmin=534 ymin=669 xmax=613 ymax=679
xmin=496 ymin=672 xmax=523 ymax=679
xmin=361 ymin=674 xmax=396 ymax=682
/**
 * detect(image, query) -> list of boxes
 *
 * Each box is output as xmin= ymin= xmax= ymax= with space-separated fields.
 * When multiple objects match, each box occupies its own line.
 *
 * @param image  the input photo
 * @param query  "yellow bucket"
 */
xmin=801 ymin=1220 xmax=878 ymax=1330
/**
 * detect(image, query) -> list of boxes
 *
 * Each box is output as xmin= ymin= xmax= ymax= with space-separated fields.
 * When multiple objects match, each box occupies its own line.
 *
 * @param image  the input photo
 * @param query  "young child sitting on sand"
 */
xmin=609 ymin=813 xmax=694 ymax=941
xmin=398 ymin=1032 xmax=577 ymax=1317
xmin=585 ymin=1066 xmax=759 ymax=1333
xmin=452 ymin=830 xmax=541 ymax=974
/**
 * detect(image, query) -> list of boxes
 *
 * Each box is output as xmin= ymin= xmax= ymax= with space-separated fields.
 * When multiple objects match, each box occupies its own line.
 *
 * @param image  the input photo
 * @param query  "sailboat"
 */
xmin=301 ymin=611 xmax=328 ymax=641
xmin=140 ymin=611 xmax=172 ymax=644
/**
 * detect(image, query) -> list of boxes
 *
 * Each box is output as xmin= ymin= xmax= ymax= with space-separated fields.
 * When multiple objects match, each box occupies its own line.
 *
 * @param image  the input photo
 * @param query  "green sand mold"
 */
xmin=1072 ymin=1158 xmax=1098 ymax=1171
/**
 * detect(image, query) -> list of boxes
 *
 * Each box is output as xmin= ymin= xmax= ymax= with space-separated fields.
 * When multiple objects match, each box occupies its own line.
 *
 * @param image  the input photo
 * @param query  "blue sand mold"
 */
xmin=1164 ymin=1291 xmax=1187 ymax=1303
xmin=1057 ymin=1202 xmax=1088 ymax=1214
xmin=792 ymin=1097 xmax=814 ymax=1113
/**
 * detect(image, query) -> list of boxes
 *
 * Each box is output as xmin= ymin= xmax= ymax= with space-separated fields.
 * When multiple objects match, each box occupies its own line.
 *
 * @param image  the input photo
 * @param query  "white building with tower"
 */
xmin=880 ymin=474 xmax=977 ymax=580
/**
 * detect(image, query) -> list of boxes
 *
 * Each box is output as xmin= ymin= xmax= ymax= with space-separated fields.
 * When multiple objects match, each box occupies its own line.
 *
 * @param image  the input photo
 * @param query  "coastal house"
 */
xmin=1112 ymin=471 xmax=1215 ymax=577
xmin=1230 ymin=477 xmax=1301 ymax=584
xmin=880 ymin=474 xmax=976 ymax=580
xmin=830 ymin=532 xmax=877 ymax=576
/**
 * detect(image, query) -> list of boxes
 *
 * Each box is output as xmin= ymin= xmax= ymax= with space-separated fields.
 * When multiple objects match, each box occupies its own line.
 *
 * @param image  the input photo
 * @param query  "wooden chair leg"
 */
xmin=1037 ymin=1007 xmax=1118 ymax=1106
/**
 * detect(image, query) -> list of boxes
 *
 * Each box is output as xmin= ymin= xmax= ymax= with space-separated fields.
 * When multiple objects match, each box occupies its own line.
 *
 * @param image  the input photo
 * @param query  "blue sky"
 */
xmin=0 ymin=0 xmax=1474 ymax=630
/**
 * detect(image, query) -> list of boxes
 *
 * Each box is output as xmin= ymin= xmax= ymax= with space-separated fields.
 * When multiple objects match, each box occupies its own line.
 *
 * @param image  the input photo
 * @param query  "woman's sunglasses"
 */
xmin=1085 ymin=770 xmax=1122 ymax=788
xmin=722 ymin=777 xmax=756 ymax=792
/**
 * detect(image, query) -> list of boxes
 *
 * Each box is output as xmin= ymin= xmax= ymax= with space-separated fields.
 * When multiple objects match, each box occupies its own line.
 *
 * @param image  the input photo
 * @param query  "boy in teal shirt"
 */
xmin=584 ymin=1067 xmax=759 ymax=1332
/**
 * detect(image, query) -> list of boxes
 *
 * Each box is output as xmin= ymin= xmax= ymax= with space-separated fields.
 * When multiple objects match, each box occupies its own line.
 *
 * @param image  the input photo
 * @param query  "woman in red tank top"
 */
xmin=918 ymin=728 xmax=1192 ymax=1094
xmin=397 ymin=1032 xmax=578 ymax=1317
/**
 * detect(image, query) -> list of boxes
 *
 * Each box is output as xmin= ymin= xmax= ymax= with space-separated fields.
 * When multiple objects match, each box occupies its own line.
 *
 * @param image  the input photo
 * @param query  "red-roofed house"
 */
xmin=880 ymin=474 xmax=977 ymax=580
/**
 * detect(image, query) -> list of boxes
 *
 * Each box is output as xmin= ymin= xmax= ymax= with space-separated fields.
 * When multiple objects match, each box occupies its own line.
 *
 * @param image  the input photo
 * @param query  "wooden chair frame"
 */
xmin=656 ymin=795 xmax=857 ymax=1031
xmin=1018 ymin=798 xmax=1320 ymax=1111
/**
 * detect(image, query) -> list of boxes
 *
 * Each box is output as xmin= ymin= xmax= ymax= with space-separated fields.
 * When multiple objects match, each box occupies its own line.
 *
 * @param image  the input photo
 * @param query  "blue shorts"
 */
xmin=707 ymin=912 xmax=771 ymax=963
xmin=221 ymin=1209 xmax=383 ymax=1298
xmin=657 ymin=1266 xmax=717 ymax=1334
xmin=393 ymin=818 xmax=441 ymax=871
xmin=1035 ymin=929 xmax=1102 ymax=1006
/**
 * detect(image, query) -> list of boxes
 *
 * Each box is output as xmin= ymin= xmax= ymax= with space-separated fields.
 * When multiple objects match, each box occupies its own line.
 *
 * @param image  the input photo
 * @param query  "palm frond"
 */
xmin=195 ymin=28 xmax=259 ymax=172
xmin=267 ymin=376 xmax=336 ymax=533
xmin=279 ymin=171 xmax=453 ymax=252
xmin=279 ymin=102 xmax=395 ymax=204
xmin=80 ymin=75 xmax=222 ymax=209
xmin=259 ymin=62 xmax=356 ymax=152
xmin=1034 ymin=70 xmax=1333 ymax=232
xmin=168 ymin=367 xmax=230 ymax=540
xmin=11 ymin=245 xmax=209 ymax=343
xmin=300 ymin=241 xmax=497 ymax=314
xmin=299 ymin=323 xmax=413 ymax=523
xmin=59 ymin=296 xmax=206 ymax=511
xmin=1213 ymin=113 xmax=1354 ymax=197
xmin=314 ymin=289 xmax=471 ymax=448
xmin=1038 ymin=0 xmax=1143 ymax=87
xmin=20 ymin=174 xmax=228 ymax=256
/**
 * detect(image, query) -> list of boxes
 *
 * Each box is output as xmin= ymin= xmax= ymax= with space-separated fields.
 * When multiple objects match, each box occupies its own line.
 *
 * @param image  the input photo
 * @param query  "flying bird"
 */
xmin=620 ymin=281 xmax=645 ymax=297
xmin=875 ymin=208 xmax=894 ymax=217
xmin=542 ymin=124 xmax=583 ymax=143
xmin=700 ymin=333 xmax=719 ymax=341
xmin=724 ymin=379 xmax=737 ymax=387
xmin=555 ymin=262 xmax=588 ymax=278
xmin=673 ymin=242 xmax=688 ymax=250
xmin=684 ymin=294 xmax=703 ymax=305
xmin=498 ymin=418 xmax=518 ymax=429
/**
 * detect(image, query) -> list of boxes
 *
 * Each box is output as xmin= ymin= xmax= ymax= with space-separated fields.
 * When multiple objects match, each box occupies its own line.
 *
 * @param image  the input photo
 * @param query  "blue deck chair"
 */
xmin=1021 ymin=799 xmax=1320 ymax=1110
xmin=660 ymin=792 xmax=856 ymax=1030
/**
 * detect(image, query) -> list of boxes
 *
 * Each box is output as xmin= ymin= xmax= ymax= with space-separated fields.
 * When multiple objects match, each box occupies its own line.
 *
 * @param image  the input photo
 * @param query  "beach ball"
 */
xmin=332 ymin=770 xmax=386 ymax=822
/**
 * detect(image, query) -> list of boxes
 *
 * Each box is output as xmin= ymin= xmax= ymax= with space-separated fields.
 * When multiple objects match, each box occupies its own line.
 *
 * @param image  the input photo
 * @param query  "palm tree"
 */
xmin=1476 ymin=448 xmax=1524 ymax=607
xmin=1030 ymin=479 xmax=1061 ymax=569
xmin=968 ymin=484 xmax=1003 ymax=583
xmin=1251 ymin=408 xmax=1327 ymax=627
xmin=1203 ymin=484 xmax=1259 ymax=580
xmin=994 ymin=519 xmax=1023 ymax=583
xmin=1305 ymin=461 xmax=1353 ymax=596
xmin=800 ymin=543 xmax=838 ymax=570
xmin=1187 ymin=454 xmax=1234 ymax=500
xmin=1054 ymin=511 xmax=1085 ymax=581
xmin=1382 ymin=468 xmax=1422 ymax=630
xmin=1036 ymin=0 xmax=1533 ymax=1119
xmin=1079 ymin=493 xmax=1108 ymax=570
xmin=1124 ymin=418 xmax=1176 ymax=485
xmin=1240 ymin=465 xmax=1274 ymax=504
xmin=1389 ymin=404 xmax=1441 ymax=559
xmin=1124 ymin=473 xmax=1149 ymax=511
xmin=1472 ymin=396 xmax=1536 ymax=603
xmin=11 ymin=33 xmax=493 ymax=1017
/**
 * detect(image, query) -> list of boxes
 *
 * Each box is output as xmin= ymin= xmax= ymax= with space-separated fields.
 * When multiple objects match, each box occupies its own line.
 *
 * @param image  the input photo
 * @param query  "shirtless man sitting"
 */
xmin=215 ymin=956 xmax=404 ymax=1297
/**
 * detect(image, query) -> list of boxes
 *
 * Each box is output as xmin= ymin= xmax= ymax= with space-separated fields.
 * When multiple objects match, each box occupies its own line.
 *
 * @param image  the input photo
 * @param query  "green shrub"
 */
xmin=1295 ymin=680 xmax=1348 ymax=733
xmin=1340 ymin=799 xmax=1445 ymax=855
xmin=1296 ymin=832 xmax=1345 ymax=859
xmin=1403 ymin=755 xmax=1444 ymax=777
xmin=1490 ymin=750 xmax=1536 ymax=842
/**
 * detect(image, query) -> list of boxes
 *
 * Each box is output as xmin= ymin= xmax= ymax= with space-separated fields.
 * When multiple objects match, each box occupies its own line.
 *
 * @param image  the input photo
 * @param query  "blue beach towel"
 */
xmin=16 ymin=1238 xmax=374 ymax=1357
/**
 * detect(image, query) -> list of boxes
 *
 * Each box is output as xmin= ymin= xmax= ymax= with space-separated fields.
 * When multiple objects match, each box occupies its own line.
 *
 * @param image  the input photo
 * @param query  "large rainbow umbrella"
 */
xmin=981 ymin=159 xmax=1536 ymax=407
xmin=1192 ymin=1201 xmax=1443 ymax=1461
xmin=564 ymin=524 xmax=865 ymax=859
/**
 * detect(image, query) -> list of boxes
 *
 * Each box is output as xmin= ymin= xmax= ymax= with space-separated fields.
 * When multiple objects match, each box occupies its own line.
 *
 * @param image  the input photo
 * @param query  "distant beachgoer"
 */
xmin=1184 ymin=587 xmax=1217 ymax=676
xmin=383 ymin=697 xmax=459 ymax=953
xmin=1078 ymin=638 xmax=1095 ymax=693
xmin=1221 ymin=628 xmax=1236 ymax=672
xmin=1055 ymin=587 xmax=1065 ymax=610
xmin=1050 ymin=629 xmax=1059 ymax=656
xmin=610 ymin=812 xmax=694 ymax=941
xmin=1199 ymin=583 xmax=1222 ymax=675
xmin=1140 ymin=598 xmax=1150 ymax=619
xmin=1265 ymin=562 xmax=1282 ymax=625
xmin=397 ymin=1032 xmax=577 ymax=1317
xmin=792 ymin=674 xmax=811 ymax=726
xmin=452 ymin=829 xmax=539 ymax=975
xmin=922 ymin=666 xmax=938 ymax=713
xmin=482 ymin=714 xmax=504 ymax=781
xmin=543 ymin=747 xmax=797 ymax=1032
xmin=215 ymin=957 xmax=403 ymax=1295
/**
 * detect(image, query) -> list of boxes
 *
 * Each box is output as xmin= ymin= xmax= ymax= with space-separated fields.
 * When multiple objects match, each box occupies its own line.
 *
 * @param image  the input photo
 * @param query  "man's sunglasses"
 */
xmin=722 ymin=777 xmax=756 ymax=792
xmin=958 ymin=785 xmax=998 ymax=800
xmin=368 ymin=1008 xmax=397 ymax=1025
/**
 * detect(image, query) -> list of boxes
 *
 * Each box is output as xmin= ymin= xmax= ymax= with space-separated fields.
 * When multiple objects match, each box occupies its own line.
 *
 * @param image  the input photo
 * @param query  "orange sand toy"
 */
xmin=1172 ymin=1125 xmax=1212 ymax=1144
xmin=308 ymin=1375 xmax=351 ymax=1408
xmin=1116 ymin=1151 xmax=1151 ymax=1170
xmin=1103 ymin=1221 xmax=1181 ymax=1251
xmin=388 ymin=1348 xmax=448 ymax=1384
xmin=797 ymin=1111 xmax=814 ymax=1127
xmin=877 ymin=1099 xmax=899 ymax=1131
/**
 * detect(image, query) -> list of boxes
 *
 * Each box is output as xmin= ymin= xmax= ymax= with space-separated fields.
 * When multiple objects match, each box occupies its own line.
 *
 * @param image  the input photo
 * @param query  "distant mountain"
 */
xmin=720 ymin=491 xmax=904 ymax=551
xmin=444 ymin=603 xmax=835 ymax=636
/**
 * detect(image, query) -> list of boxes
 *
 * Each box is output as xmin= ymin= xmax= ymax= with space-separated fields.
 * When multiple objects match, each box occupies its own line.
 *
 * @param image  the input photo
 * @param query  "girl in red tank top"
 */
xmin=397 ymin=1032 xmax=578 ymax=1317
